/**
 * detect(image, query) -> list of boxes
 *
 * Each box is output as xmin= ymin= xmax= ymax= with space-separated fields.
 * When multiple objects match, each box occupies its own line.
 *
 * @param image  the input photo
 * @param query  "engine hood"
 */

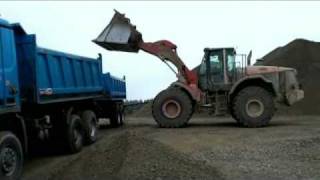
xmin=246 ymin=66 xmax=295 ymax=76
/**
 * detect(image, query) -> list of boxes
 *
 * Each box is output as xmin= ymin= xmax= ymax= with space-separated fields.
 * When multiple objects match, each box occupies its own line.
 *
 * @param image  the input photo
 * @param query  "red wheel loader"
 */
xmin=93 ymin=10 xmax=304 ymax=128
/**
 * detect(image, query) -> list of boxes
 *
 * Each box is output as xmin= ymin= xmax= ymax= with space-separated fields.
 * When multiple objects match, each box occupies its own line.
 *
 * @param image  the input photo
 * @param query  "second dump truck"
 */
xmin=0 ymin=18 xmax=126 ymax=179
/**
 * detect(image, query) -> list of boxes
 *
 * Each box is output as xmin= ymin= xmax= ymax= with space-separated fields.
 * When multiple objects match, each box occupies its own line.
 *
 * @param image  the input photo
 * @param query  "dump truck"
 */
xmin=0 ymin=18 xmax=126 ymax=179
xmin=94 ymin=10 xmax=304 ymax=128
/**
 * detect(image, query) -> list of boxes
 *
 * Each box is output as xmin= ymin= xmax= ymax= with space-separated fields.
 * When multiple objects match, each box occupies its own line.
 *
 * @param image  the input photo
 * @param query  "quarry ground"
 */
xmin=22 ymin=116 xmax=320 ymax=180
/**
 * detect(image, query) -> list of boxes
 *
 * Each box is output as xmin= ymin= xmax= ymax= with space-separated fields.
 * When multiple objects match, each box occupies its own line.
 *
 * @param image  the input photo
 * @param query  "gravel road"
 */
xmin=22 ymin=116 xmax=320 ymax=180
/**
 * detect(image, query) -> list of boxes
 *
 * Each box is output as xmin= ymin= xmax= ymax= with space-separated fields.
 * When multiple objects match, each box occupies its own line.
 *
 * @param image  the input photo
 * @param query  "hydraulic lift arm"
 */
xmin=93 ymin=10 xmax=201 ymax=101
xmin=93 ymin=10 xmax=197 ymax=85
xmin=138 ymin=40 xmax=198 ymax=85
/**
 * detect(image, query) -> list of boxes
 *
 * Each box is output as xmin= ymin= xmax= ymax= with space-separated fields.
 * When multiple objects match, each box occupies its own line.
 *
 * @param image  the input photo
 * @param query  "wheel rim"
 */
xmin=90 ymin=120 xmax=97 ymax=138
xmin=162 ymin=99 xmax=182 ymax=119
xmin=1 ymin=147 xmax=17 ymax=176
xmin=246 ymin=99 xmax=264 ymax=118
xmin=117 ymin=113 xmax=121 ymax=124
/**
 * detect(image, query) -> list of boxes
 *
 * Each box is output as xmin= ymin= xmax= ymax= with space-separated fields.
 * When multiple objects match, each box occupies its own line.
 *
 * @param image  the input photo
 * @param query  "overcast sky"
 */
xmin=0 ymin=1 xmax=319 ymax=100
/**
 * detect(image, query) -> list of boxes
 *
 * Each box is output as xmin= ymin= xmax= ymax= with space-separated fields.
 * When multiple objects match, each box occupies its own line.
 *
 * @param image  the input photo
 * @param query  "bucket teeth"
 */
xmin=93 ymin=10 xmax=143 ymax=53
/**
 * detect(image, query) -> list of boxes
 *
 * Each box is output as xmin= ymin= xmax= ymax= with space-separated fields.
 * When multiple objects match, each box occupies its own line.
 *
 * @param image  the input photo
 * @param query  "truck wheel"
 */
xmin=152 ymin=88 xmax=193 ymax=128
xmin=81 ymin=110 xmax=98 ymax=145
xmin=233 ymin=86 xmax=275 ymax=127
xmin=110 ymin=110 xmax=121 ymax=128
xmin=0 ymin=132 xmax=23 ymax=180
xmin=119 ymin=110 xmax=124 ymax=126
xmin=66 ymin=115 xmax=84 ymax=153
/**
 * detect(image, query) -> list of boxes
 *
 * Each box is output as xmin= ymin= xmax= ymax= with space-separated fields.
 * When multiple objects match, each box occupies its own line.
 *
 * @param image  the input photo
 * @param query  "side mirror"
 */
xmin=247 ymin=50 xmax=252 ymax=66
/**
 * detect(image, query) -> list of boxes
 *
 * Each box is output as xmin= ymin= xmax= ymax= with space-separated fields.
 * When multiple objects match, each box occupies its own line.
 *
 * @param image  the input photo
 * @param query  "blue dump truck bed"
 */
xmin=12 ymin=24 xmax=125 ymax=104
xmin=102 ymin=73 xmax=126 ymax=100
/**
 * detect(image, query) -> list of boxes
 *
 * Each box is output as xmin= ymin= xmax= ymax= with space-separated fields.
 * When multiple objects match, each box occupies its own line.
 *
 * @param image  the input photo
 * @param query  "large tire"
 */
xmin=110 ymin=110 xmax=121 ymax=128
xmin=110 ymin=103 xmax=124 ymax=128
xmin=81 ymin=110 xmax=98 ymax=145
xmin=66 ymin=115 xmax=84 ymax=153
xmin=0 ymin=132 xmax=23 ymax=180
xmin=152 ymin=88 xmax=193 ymax=128
xmin=233 ymin=86 xmax=275 ymax=127
xmin=230 ymin=107 xmax=240 ymax=124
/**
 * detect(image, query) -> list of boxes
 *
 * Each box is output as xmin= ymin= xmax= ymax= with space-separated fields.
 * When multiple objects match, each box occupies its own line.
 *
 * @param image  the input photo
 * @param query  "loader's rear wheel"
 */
xmin=230 ymin=107 xmax=240 ymax=124
xmin=152 ymin=88 xmax=193 ymax=128
xmin=233 ymin=86 xmax=275 ymax=127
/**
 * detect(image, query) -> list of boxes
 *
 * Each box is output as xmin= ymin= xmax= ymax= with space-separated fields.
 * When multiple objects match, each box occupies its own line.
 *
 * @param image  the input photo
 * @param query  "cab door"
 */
xmin=0 ymin=24 xmax=20 ymax=112
xmin=198 ymin=50 xmax=225 ymax=91
xmin=205 ymin=50 xmax=225 ymax=91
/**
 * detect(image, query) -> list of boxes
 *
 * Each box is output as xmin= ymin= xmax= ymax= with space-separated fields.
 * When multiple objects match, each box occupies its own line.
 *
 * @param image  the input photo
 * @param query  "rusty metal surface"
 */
xmin=246 ymin=65 xmax=295 ymax=76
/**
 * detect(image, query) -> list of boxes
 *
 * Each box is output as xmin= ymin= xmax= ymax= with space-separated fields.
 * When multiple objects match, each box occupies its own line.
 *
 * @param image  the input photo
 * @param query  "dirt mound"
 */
xmin=257 ymin=39 xmax=320 ymax=115
xmin=130 ymin=101 xmax=153 ymax=117
xmin=48 ymin=129 xmax=222 ymax=180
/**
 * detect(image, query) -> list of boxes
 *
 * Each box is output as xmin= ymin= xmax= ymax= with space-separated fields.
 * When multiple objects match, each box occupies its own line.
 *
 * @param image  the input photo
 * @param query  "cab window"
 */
xmin=209 ymin=55 xmax=221 ymax=69
xmin=209 ymin=52 xmax=223 ymax=75
xmin=227 ymin=55 xmax=236 ymax=72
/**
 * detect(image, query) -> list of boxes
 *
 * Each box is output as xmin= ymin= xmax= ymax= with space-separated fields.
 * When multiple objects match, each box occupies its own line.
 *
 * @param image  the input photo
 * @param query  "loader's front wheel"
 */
xmin=152 ymin=88 xmax=193 ymax=128
xmin=233 ymin=86 xmax=275 ymax=127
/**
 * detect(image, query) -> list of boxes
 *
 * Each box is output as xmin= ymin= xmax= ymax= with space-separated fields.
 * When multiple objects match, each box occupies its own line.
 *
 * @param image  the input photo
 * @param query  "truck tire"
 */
xmin=81 ymin=110 xmax=98 ymax=145
xmin=110 ymin=102 xmax=125 ymax=128
xmin=0 ymin=131 xmax=23 ymax=180
xmin=110 ymin=110 xmax=121 ymax=128
xmin=119 ymin=109 xmax=124 ymax=126
xmin=233 ymin=86 xmax=275 ymax=127
xmin=66 ymin=115 xmax=84 ymax=153
xmin=152 ymin=88 xmax=193 ymax=128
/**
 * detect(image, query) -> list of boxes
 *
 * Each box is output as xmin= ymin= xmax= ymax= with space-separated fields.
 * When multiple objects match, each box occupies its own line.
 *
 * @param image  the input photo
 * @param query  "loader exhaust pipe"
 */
xmin=93 ymin=10 xmax=143 ymax=52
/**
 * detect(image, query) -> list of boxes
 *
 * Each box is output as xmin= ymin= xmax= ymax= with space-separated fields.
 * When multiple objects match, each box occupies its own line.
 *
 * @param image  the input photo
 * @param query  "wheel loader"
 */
xmin=93 ymin=10 xmax=304 ymax=128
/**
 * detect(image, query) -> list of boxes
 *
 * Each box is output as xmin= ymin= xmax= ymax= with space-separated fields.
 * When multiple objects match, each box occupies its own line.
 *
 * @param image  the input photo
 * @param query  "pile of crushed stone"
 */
xmin=256 ymin=39 xmax=320 ymax=115
xmin=47 ymin=129 xmax=222 ymax=180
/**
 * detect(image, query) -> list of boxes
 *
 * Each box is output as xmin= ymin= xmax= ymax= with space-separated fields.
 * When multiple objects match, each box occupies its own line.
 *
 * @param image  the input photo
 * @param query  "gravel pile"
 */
xmin=47 ymin=128 xmax=221 ymax=180
xmin=23 ymin=116 xmax=320 ymax=180
xmin=129 ymin=101 xmax=153 ymax=117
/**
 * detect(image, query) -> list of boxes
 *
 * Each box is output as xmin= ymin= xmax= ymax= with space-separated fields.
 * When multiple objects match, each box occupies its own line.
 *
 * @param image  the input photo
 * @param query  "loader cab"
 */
xmin=198 ymin=48 xmax=236 ymax=91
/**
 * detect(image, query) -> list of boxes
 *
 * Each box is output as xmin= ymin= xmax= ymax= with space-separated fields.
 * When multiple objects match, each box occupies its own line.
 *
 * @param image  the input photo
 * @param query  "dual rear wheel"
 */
xmin=110 ymin=103 xmax=124 ymax=128
xmin=66 ymin=110 xmax=98 ymax=153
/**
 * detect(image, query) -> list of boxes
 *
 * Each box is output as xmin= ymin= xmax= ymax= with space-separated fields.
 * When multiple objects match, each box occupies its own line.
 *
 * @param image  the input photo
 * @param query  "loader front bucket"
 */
xmin=93 ymin=10 xmax=143 ymax=53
